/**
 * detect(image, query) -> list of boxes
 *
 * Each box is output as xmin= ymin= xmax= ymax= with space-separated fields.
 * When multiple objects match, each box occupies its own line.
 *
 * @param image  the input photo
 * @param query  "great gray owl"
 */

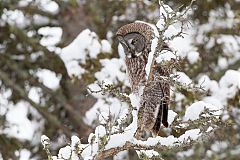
xmin=116 ymin=22 xmax=171 ymax=136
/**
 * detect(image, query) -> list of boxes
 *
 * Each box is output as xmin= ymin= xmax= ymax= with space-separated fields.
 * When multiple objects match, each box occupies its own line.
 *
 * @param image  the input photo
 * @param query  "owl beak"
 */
xmin=117 ymin=35 xmax=135 ymax=58
xmin=116 ymin=35 xmax=129 ymax=49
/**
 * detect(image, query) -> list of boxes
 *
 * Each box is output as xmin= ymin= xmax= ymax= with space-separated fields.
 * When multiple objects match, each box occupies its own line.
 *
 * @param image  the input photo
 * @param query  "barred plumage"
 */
xmin=116 ymin=22 xmax=170 ymax=136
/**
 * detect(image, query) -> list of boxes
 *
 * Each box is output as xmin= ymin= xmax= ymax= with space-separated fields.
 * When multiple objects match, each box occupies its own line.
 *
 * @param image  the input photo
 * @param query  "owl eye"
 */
xmin=131 ymin=39 xmax=138 ymax=45
xmin=127 ymin=38 xmax=136 ymax=46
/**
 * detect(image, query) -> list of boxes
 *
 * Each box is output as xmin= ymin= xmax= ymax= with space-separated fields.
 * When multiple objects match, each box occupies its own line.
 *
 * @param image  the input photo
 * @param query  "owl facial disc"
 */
xmin=117 ymin=35 xmax=136 ymax=58
xmin=117 ymin=33 xmax=145 ymax=58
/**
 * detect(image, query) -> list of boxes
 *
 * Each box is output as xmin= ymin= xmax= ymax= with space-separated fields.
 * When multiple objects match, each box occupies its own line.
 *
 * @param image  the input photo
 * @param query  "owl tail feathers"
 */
xmin=162 ymin=101 xmax=169 ymax=127
xmin=151 ymin=102 xmax=169 ymax=135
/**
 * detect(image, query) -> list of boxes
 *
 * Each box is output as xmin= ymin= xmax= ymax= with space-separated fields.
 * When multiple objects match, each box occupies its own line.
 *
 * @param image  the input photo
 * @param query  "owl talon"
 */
xmin=134 ymin=129 xmax=148 ymax=140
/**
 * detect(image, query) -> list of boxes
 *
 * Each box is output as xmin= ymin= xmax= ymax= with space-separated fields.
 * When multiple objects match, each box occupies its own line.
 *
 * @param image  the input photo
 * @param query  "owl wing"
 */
xmin=138 ymin=65 xmax=170 ymax=136
xmin=152 ymin=81 xmax=169 ymax=135
xmin=139 ymin=82 xmax=169 ymax=135
xmin=138 ymin=82 xmax=162 ymax=131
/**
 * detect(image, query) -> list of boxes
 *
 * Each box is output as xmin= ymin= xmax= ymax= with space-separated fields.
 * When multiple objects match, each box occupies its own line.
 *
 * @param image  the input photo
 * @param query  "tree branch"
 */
xmin=93 ymin=128 xmax=216 ymax=160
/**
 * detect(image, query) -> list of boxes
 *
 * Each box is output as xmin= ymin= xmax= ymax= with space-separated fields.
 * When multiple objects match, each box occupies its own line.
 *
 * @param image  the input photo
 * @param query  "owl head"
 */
xmin=116 ymin=22 xmax=154 ymax=58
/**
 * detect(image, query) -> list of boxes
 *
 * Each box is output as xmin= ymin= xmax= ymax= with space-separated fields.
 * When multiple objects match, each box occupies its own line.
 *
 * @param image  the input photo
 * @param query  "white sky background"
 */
xmin=0 ymin=0 xmax=240 ymax=159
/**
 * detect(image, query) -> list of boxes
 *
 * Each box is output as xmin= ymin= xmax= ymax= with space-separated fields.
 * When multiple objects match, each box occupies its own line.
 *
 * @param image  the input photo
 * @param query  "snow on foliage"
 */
xmin=0 ymin=85 xmax=43 ymax=152
xmin=86 ymin=58 xmax=129 ymax=126
xmin=156 ymin=3 xmax=174 ymax=31
xmin=17 ymin=149 xmax=31 ymax=160
xmin=156 ymin=1 xmax=201 ymax=65
xmin=187 ymin=51 xmax=200 ymax=64
xmin=2 ymin=101 xmax=44 ymax=141
xmin=173 ymin=71 xmax=192 ymax=85
xmin=156 ymin=50 xmax=176 ymax=63
xmin=195 ymin=3 xmax=240 ymax=71
xmin=137 ymin=149 xmax=160 ymax=158
xmin=38 ymin=27 xmax=63 ymax=47
xmin=37 ymin=0 xmax=59 ymax=14
xmin=28 ymin=87 xmax=41 ymax=103
xmin=41 ymin=135 xmax=50 ymax=146
xmin=168 ymin=110 xmax=178 ymax=125
xmin=94 ymin=58 xmax=128 ymax=85
xmin=58 ymin=146 xmax=72 ymax=159
xmin=199 ymin=70 xmax=240 ymax=105
xmin=84 ymin=97 xmax=129 ymax=126
xmin=35 ymin=69 xmax=61 ymax=89
xmin=184 ymin=101 xmax=223 ymax=121
xmin=1 ymin=9 xmax=29 ymax=28
xmin=61 ymin=29 xmax=111 ymax=77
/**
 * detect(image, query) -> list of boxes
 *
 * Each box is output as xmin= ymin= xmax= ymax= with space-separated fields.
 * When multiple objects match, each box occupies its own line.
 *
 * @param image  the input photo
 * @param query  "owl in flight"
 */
xmin=116 ymin=22 xmax=171 ymax=136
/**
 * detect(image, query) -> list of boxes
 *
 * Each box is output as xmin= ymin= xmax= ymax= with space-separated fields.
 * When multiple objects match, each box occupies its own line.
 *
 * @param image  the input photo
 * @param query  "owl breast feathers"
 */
xmin=116 ymin=22 xmax=170 ymax=136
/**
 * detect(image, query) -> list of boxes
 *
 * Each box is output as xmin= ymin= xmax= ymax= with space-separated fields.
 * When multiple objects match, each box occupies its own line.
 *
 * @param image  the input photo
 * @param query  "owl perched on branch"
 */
xmin=116 ymin=22 xmax=171 ymax=136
